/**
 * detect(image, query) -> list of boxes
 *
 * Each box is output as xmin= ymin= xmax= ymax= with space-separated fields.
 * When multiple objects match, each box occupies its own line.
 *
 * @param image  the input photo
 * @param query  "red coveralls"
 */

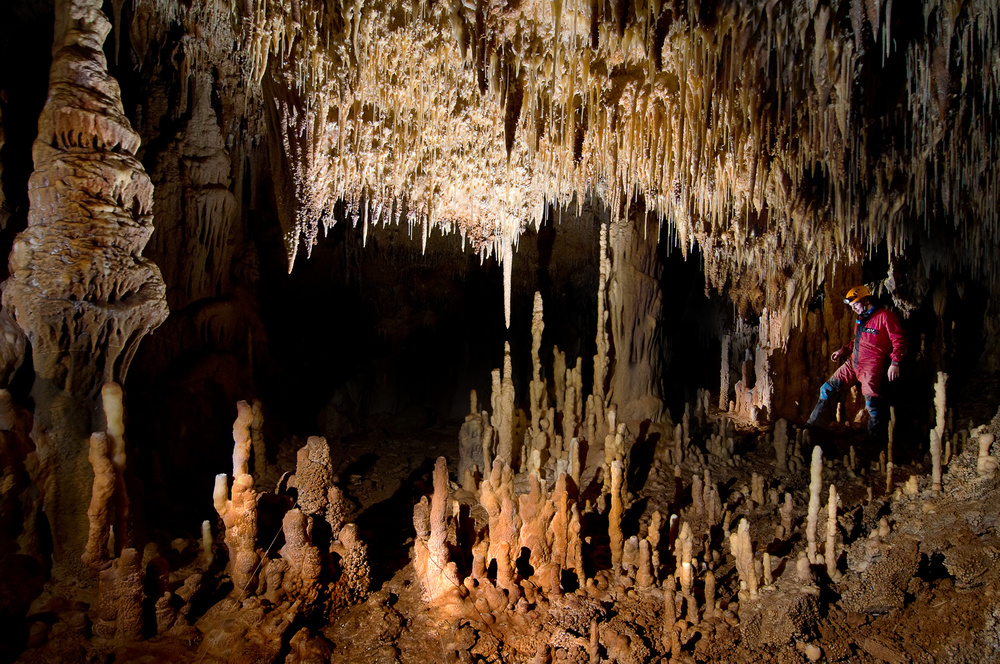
xmin=831 ymin=306 xmax=907 ymax=398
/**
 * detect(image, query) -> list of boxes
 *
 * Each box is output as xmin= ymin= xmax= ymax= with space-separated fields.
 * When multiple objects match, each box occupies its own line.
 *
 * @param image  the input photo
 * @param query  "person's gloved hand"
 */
xmin=887 ymin=364 xmax=900 ymax=381
xmin=830 ymin=348 xmax=845 ymax=363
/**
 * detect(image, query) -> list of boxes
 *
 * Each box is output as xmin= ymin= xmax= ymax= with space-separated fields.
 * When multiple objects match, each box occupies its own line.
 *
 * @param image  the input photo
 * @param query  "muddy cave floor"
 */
xmin=16 ymin=401 xmax=1000 ymax=664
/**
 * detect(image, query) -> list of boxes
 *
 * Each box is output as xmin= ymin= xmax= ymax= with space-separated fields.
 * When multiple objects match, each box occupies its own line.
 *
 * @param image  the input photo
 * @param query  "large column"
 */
xmin=606 ymin=218 xmax=665 ymax=427
xmin=2 ymin=0 xmax=168 ymax=578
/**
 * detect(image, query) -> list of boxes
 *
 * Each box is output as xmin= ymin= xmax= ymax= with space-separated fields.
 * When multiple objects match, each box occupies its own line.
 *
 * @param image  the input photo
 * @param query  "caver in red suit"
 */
xmin=806 ymin=286 xmax=907 ymax=439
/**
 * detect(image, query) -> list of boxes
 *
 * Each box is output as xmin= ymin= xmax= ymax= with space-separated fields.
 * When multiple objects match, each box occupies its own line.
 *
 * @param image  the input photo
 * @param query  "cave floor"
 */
xmin=13 ymin=411 xmax=1000 ymax=664
xmin=279 ymin=416 xmax=1000 ymax=664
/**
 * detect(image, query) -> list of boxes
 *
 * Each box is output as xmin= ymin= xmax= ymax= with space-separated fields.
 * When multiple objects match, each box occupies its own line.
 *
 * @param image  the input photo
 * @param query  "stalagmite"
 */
xmin=481 ymin=460 xmax=520 ymax=579
xmin=797 ymin=552 xmax=816 ymax=587
xmin=648 ymin=510 xmax=662 ymax=571
xmin=549 ymin=474 xmax=570 ymax=570
xmin=215 ymin=473 xmax=258 ymax=593
xmin=676 ymin=522 xmax=695 ymax=601
xmin=279 ymin=508 xmax=322 ymax=593
xmin=609 ymin=460 xmax=625 ymax=572
xmin=459 ymin=393 xmax=485 ymax=482
xmin=931 ymin=371 xmax=948 ymax=493
xmin=978 ymin=432 xmax=997 ymax=478
xmin=887 ymin=406 xmax=896 ymax=492
xmin=719 ymin=334 xmax=731 ymax=411
xmin=294 ymin=436 xmax=335 ymax=517
xmin=232 ymin=400 xmax=254 ymax=478
xmin=663 ymin=575 xmax=677 ymax=633
xmin=594 ymin=225 xmax=610 ymax=406
xmin=200 ymin=520 xmax=214 ymax=568
xmin=673 ymin=424 xmax=684 ymax=464
xmin=82 ymin=433 xmax=116 ymax=571
xmin=779 ymin=493 xmax=794 ymax=539
xmin=482 ymin=415 xmax=494 ymax=475
xmin=494 ymin=343 xmax=516 ymax=465
xmin=807 ymin=446 xmax=823 ymax=564
xmin=751 ymin=473 xmax=765 ymax=506
xmin=568 ymin=504 xmax=584 ymax=587
xmin=100 ymin=383 xmax=129 ymax=555
xmin=519 ymin=473 xmax=551 ymax=571
xmin=773 ymin=418 xmax=789 ymax=474
xmin=93 ymin=548 xmax=143 ymax=641
xmin=704 ymin=569 xmax=718 ymax=619
xmin=569 ymin=437 xmax=581 ymax=488
xmin=692 ymin=473 xmax=705 ymax=516
xmin=730 ymin=518 xmax=758 ymax=599
xmin=636 ymin=539 xmax=654 ymax=588
xmin=251 ymin=399 xmax=266 ymax=476
xmin=825 ymin=485 xmax=841 ymax=581
xmin=529 ymin=292 xmax=546 ymax=433
xmin=413 ymin=457 xmax=459 ymax=603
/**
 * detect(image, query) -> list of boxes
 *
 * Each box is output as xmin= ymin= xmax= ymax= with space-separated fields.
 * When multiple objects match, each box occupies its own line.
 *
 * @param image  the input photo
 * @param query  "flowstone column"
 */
xmin=606 ymin=219 xmax=665 ymax=426
xmin=2 ymin=0 xmax=168 ymax=577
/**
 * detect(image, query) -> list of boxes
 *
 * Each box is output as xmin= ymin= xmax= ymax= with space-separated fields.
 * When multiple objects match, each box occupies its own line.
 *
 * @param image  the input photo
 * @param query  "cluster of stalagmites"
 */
xmin=417 ymin=437 xmax=832 ymax=659
xmin=430 ymin=288 xmax=1000 ymax=660
xmin=434 ymin=293 xmax=841 ymax=659
xmin=36 ymin=396 xmax=370 ymax=660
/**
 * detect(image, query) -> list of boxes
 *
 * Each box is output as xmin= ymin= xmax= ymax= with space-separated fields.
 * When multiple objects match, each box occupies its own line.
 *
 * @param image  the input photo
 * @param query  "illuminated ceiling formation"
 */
xmin=129 ymin=0 xmax=1000 ymax=328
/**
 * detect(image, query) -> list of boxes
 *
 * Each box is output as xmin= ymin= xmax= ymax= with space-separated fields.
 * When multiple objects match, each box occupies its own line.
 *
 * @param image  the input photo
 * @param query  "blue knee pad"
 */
xmin=819 ymin=379 xmax=842 ymax=401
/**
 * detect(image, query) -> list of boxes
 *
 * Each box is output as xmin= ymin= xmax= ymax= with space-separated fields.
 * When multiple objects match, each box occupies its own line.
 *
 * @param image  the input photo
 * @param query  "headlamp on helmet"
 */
xmin=844 ymin=285 xmax=872 ymax=305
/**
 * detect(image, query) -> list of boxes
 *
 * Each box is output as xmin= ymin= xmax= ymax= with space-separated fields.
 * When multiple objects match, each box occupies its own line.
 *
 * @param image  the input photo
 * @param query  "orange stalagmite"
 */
xmin=412 ymin=456 xmax=459 ymax=604
xmin=81 ymin=433 xmax=115 ymax=571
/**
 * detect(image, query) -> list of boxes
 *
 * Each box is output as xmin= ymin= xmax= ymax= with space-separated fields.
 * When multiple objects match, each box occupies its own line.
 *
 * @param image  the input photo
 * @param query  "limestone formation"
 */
xmin=1 ymin=1 xmax=1000 ymax=663
xmin=213 ymin=473 xmax=259 ymax=594
xmin=232 ymin=400 xmax=253 ymax=478
xmin=413 ymin=456 xmax=459 ymax=604
xmin=932 ymin=371 xmax=949 ymax=493
xmin=93 ymin=548 xmax=144 ymax=641
xmin=730 ymin=519 xmax=758 ymax=600
xmin=81 ymin=433 xmax=115 ymax=571
xmin=278 ymin=508 xmax=322 ymax=596
xmin=1 ymin=0 xmax=167 ymax=577
xmin=806 ymin=446 xmax=824 ymax=564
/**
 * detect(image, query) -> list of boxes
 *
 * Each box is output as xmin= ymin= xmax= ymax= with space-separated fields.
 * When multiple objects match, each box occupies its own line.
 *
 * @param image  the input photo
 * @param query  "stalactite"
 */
xmin=228 ymin=0 xmax=998 ymax=331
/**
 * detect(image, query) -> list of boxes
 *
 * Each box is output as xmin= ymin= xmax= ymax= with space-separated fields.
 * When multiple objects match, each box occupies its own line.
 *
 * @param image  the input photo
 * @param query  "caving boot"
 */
xmin=805 ymin=398 xmax=828 ymax=428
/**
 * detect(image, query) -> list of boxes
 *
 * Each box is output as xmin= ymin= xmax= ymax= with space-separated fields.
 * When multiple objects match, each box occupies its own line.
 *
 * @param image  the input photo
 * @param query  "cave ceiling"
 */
xmin=123 ymin=0 xmax=1000 ymax=330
